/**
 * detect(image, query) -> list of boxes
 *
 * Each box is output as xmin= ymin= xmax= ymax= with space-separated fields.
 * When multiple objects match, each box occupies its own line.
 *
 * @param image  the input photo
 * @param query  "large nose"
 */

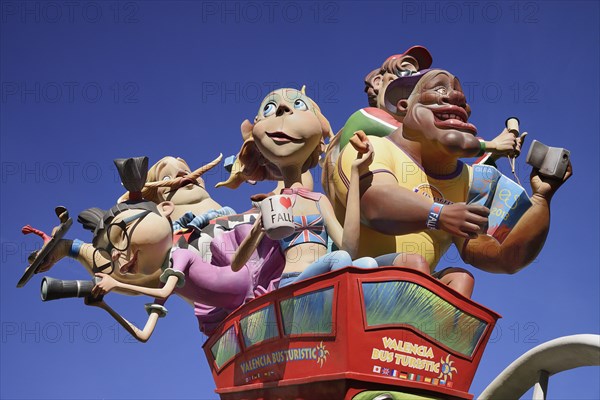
xmin=444 ymin=88 xmax=467 ymax=108
xmin=276 ymin=103 xmax=292 ymax=117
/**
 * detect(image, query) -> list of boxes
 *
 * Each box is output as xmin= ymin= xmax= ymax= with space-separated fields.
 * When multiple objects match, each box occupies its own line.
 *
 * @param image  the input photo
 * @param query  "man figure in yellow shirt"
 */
xmin=333 ymin=69 xmax=572 ymax=278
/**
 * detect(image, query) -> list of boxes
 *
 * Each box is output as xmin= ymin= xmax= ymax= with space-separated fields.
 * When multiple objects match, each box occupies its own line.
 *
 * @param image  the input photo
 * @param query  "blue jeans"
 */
xmin=279 ymin=250 xmax=378 ymax=287
xmin=374 ymin=253 xmax=401 ymax=267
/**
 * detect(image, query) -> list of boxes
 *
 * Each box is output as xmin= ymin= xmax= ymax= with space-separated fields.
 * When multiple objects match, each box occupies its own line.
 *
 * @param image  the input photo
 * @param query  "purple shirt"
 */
xmin=162 ymin=223 xmax=284 ymax=334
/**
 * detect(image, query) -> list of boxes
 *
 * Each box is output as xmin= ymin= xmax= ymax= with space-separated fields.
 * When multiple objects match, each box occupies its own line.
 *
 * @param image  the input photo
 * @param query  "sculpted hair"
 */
xmin=320 ymin=131 xmax=342 ymax=201
xmin=381 ymin=56 xmax=413 ymax=78
xmin=118 ymin=155 xmax=222 ymax=203
xmin=364 ymin=56 xmax=421 ymax=106
xmin=142 ymin=157 xmax=192 ymax=203
xmin=77 ymin=207 xmax=105 ymax=234
xmin=114 ymin=157 xmax=148 ymax=194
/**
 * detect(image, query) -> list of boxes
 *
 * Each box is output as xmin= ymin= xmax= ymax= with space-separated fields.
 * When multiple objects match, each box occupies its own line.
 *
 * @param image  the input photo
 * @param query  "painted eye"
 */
xmin=263 ymin=102 xmax=277 ymax=117
xmin=435 ymin=87 xmax=448 ymax=95
xmin=293 ymin=99 xmax=308 ymax=110
xmin=162 ymin=176 xmax=172 ymax=181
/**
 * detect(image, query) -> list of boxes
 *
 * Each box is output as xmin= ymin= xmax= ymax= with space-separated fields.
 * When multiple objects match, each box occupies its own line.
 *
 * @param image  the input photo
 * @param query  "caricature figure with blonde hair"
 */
xmin=219 ymin=88 xmax=378 ymax=287
xmin=125 ymin=154 xmax=262 ymax=260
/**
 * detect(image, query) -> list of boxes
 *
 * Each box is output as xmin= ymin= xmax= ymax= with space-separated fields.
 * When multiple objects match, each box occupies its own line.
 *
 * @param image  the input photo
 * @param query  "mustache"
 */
xmin=144 ymin=153 xmax=222 ymax=189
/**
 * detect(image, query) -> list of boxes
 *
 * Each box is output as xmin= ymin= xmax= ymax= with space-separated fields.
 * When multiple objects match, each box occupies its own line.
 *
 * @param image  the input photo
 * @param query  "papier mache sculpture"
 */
xmin=322 ymin=47 xmax=528 ymax=235
xmin=219 ymin=87 xmax=380 ymax=287
xmin=321 ymin=46 xmax=527 ymax=297
xmin=28 ymin=157 xmax=285 ymax=339
xmin=323 ymin=46 xmax=525 ymax=172
xmin=16 ymin=50 xmax=574 ymax=400
xmin=119 ymin=154 xmax=276 ymax=331
xmin=328 ymin=68 xmax=572 ymax=282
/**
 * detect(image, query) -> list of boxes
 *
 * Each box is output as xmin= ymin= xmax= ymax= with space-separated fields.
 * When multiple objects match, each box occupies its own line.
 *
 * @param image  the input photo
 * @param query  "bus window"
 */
xmin=362 ymin=281 xmax=487 ymax=357
xmin=211 ymin=325 xmax=241 ymax=369
xmin=240 ymin=304 xmax=279 ymax=348
xmin=280 ymin=287 xmax=334 ymax=336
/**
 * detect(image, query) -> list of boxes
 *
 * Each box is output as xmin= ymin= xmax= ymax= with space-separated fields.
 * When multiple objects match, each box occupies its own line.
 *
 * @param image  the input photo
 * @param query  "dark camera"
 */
xmin=526 ymin=140 xmax=570 ymax=180
xmin=40 ymin=277 xmax=100 ymax=302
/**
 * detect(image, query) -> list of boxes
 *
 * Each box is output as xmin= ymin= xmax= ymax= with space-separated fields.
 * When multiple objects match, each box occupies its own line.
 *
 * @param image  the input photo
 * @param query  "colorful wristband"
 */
xmin=477 ymin=140 xmax=486 ymax=157
xmin=69 ymin=239 xmax=83 ymax=258
xmin=426 ymin=203 xmax=444 ymax=230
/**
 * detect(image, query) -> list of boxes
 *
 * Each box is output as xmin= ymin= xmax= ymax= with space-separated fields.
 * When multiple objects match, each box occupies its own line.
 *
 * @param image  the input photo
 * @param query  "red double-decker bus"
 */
xmin=203 ymin=267 xmax=500 ymax=400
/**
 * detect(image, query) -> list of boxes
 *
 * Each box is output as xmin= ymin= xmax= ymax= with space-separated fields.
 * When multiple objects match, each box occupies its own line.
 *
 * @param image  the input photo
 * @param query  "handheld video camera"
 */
xmin=525 ymin=140 xmax=570 ymax=180
xmin=41 ymin=277 xmax=102 ymax=302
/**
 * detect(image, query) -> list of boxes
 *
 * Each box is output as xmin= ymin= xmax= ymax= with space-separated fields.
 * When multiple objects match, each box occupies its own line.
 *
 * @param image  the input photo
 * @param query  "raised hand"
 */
xmin=37 ymin=239 xmax=71 ymax=272
xmin=488 ymin=128 xmax=528 ymax=158
xmin=530 ymin=161 xmax=573 ymax=200
xmin=349 ymin=131 xmax=374 ymax=171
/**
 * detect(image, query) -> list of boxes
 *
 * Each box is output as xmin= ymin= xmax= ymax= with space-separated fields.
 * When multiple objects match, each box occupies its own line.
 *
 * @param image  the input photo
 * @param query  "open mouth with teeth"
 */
xmin=432 ymin=106 xmax=477 ymax=134
xmin=266 ymin=131 xmax=303 ymax=144
xmin=119 ymin=250 xmax=138 ymax=275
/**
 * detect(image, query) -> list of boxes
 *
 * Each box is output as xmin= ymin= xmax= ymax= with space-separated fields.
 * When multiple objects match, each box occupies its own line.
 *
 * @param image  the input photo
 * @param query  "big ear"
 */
xmin=157 ymin=201 xmax=175 ymax=218
xmin=396 ymin=99 xmax=409 ymax=117
xmin=371 ymin=74 xmax=383 ymax=93
xmin=242 ymin=119 xmax=255 ymax=139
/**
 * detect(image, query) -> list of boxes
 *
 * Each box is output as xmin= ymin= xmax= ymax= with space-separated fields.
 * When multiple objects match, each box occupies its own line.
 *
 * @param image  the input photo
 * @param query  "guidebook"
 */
xmin=468 ymin=165 xmax=532 ymax=244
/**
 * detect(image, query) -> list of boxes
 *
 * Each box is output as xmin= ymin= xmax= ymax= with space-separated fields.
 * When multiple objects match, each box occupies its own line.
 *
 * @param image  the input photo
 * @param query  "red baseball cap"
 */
xmin=385 ymin=45 xmax=433 ymax=69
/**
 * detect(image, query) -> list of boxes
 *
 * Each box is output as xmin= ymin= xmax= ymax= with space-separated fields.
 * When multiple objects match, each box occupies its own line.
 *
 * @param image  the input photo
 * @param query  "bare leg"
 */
xmin=437 ymin=267 xmax=475 ymax=298
xmin=392 ymin=253 xmax=430 ymax=275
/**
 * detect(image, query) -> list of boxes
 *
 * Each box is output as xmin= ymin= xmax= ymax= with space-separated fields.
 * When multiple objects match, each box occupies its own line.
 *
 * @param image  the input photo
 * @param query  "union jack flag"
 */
xmin=284 ymin=215 xmax=326 ymax=247
xmin=382 ymin=368 xmax=391 ymax=376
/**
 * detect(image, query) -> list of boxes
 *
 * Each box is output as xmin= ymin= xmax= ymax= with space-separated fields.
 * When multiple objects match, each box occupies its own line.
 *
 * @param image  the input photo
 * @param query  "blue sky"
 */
xmin=1 ymin=1 xmax=598 ymax=399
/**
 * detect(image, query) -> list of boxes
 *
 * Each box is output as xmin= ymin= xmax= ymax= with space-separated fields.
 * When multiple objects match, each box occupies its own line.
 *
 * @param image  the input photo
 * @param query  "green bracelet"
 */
xmin=477 ymin=140 xmax=486 ymax=157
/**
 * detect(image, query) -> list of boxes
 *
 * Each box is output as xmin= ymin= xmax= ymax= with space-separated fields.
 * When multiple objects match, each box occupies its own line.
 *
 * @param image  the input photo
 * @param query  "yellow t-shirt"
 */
xmin=333 ymin=136 xmax=471 ymax=270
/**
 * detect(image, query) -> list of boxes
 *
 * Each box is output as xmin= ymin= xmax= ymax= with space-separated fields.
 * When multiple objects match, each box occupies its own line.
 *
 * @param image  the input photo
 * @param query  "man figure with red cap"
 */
xmin=326 ymin=45 xmax=521 ymax=160
xmin=329 ymin=68 xmax=572 ymax=283
xmin=320 ymin=47 xmax=531 ymax=295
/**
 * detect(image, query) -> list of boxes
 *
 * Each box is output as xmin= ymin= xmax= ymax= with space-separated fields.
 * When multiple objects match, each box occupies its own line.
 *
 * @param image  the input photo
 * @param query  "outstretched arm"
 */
xmin=458 ymin=164 xmax=572 ymax=274
xmin=231 ymin=217 xmax=265 ymax=272
xmin=38 ymin=240 xmax=81 ymax=272
xmin=86 ymin=299 xmax=162 ymax=343
xmin=91 ymin=274 xmax=179 ymax=299
xmin=39 ymin=240 xmax=114 ymax=276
